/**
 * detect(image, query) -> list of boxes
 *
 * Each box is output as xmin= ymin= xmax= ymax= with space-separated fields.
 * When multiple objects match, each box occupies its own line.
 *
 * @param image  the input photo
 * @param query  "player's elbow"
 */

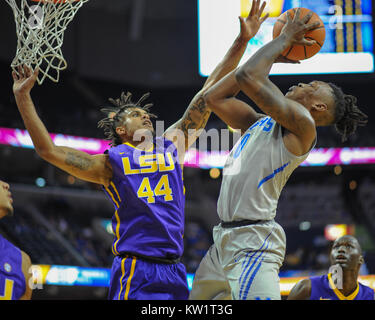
xmin=235 ymin=68 xmax=257 ymax=90
xmin=36 ymin=147 xmax=52 ymax=161
xmin=36 ymin=145 xmax=58 ymax=163
xmin=202 ymin=88 xmax=222 ymax=112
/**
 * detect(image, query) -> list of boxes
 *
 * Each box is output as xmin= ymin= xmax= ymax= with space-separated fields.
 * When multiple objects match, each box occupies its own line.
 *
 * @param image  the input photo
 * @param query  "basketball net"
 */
xmin=6 ymin=0 xmax=90 ymax=84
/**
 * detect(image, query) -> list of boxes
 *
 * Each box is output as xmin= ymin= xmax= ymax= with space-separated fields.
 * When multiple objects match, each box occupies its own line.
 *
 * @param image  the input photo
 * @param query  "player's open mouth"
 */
xmin=143 ymin=120 xmax=152 ymax=127
xmin=335 ymin=254 xmax=347 ymax=262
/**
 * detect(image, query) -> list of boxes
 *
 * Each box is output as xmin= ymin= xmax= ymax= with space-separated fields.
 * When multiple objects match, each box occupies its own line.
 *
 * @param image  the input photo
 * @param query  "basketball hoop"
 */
xmin=6 ymin=0 xmax=90 ymax=84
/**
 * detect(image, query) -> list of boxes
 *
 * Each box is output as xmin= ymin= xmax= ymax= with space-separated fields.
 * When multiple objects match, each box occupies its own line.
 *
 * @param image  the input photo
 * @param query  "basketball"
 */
xmin=272 ymin=8 xmax=325 ymax=61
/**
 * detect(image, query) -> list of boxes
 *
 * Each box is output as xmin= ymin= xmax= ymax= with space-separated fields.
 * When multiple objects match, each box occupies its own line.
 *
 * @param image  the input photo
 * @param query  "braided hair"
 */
xmin=97 ymin=91 xmax=157 ymax=147
xmin=328 ymin=83 xmax=368 ymax=142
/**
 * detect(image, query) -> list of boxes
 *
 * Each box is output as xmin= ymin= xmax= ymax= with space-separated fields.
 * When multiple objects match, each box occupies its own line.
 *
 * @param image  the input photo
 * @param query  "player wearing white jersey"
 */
xmin=189 ymin=9 xmax=367 ymax=300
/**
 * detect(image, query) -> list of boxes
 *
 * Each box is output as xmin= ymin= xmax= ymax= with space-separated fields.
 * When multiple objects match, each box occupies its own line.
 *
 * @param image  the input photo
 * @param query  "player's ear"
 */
xmin=359 ymin=255 xmax=365 ymax=265
xmin=311 ymin=101 xmax=328 ymax=112
xmin=116 ymin=126 xmax=127 ymax=136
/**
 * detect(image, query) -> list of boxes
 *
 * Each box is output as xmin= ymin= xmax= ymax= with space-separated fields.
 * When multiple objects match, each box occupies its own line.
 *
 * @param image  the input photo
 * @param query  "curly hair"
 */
xmin=328 ymin=83 xmax=368 ymax=142
xmin=97 ymin=91 xmax=157 ymax=147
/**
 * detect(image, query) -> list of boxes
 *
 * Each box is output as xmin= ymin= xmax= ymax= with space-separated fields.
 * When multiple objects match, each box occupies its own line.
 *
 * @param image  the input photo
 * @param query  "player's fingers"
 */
xmin=294 ymin=8 xmax=301 ymax=21
xmin=17 ymin=65 xmax=24 ymax=79
xmin=33 ymin=67 xmax=39 ymax=79
xmin=260 ymin=12 xmax=269 ymax=24
xmin=25 ymin=65 xmax=32 ymax=78
xmin=258 ymin=1 xmax=266 ymax=18
xmin=305 ymin=21 xmax=321 ymax=31
xmin=238 ymin=16 xmax=246 ymax=30
xmin=301 ymin=38 xmax=316 ymax=46
xmin=12 ymin=71 xmax=19 ymax=82
xmin=249 ymin=0 xmax=255 ymax=16
xmin=302 ymin=11 xmax=314 ymax=24
xmin=286 ymin=11 xmax=293 ymax=23
xmin=254 ymin=0 xmax=260 ymax=15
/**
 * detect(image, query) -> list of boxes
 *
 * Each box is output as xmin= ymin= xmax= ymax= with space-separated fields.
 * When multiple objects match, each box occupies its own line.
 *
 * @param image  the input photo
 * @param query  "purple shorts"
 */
xmin=108 ymin=255 xmax=189 ymax=300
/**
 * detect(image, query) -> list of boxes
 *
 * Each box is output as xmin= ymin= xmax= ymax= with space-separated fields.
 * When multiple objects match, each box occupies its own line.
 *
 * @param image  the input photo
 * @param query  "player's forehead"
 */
xmin=309 ymin=80 xmax=328 ymax=88
xmin=333 ymin=236 xmax=359 ymax=248
xmin=122 ymin=107 xmax=147 ymax=117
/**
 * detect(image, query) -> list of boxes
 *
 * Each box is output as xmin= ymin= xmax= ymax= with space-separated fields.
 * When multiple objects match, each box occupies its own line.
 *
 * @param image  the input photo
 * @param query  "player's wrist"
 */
xmin=236 ymin=33 xmax=252 ymax=46
xmin=14 ymin=90 xmax=32 ymax=103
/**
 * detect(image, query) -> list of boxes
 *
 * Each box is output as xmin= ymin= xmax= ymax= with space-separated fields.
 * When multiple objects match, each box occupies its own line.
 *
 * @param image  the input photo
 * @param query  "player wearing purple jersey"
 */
xmin=11 ymin=0 xmax=269 ymax=300
xmin=288 ymin=235 xmax=375 ymax=300
xmin=0 ymin=180 xmax=32 ymax=300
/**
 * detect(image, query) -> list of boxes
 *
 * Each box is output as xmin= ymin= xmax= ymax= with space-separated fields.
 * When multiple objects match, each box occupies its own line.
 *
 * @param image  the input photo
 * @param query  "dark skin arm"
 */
xmin=19 ymin=251 xmax=32 ymax=300
xmin=235 ymin=9 xmax=319 ymax=156
xmin=164 ymin=0 xmax=270 ymax=156
xmin=203 ymin=9 xmax=300 ymax=135
xmin=287 ymin=278 xmax=312 ymax=300
xmin=12 ymin=66 xmax=113 ymax=187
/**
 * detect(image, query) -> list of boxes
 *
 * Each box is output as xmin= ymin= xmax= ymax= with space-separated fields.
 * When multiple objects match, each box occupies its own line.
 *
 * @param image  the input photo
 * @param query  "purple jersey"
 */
xmin=0 ymin=234 xmax=26 ymax=300
xmin=103 ymin=137 xmax=185 ymax=259
xmin=310 ymin=274 xmax=375 ymax=300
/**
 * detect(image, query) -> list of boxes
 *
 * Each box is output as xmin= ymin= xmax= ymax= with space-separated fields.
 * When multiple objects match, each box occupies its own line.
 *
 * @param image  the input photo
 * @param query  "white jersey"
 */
xmin=218 ymin=116 xmax=314 ymax=222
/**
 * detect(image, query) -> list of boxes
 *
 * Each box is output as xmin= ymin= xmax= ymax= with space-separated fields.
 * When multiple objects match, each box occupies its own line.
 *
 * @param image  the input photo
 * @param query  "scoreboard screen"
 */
xmin=198 ymin=0 xmax=374 ymax=76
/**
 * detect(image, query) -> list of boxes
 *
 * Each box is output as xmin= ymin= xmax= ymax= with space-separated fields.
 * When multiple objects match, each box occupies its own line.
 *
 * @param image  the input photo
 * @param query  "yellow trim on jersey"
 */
xmin=328 ymin=273 xmax=360 ymax=300
xmin=118 ymin=257 xmax=127 ymax=300
xmin=112 ymin=210 xmax=121 ymax=255
xmin=105 ymin=185 xmax=119 ymax=208
xmin=110 ymin=181 xmax=122 ymax=203
xmin=124 ymin=142 xmax=154 ymax=152
xmin=124 ymin=257 xmax=137 ymax=300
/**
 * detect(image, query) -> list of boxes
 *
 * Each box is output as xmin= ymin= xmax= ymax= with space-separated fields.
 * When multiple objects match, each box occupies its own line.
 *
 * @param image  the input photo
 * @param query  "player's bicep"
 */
xmin=42 ymin=146 xmax=112 ymax=186
xmin=237 ymin=76 xmax=316 ymax=146
xmin=163 ymin=91 xmax=211 ymax=154
xmin=287 ymin=279 xmax=311 ymax=300
xmin=208 ymin=97 xmax=262 ymax=135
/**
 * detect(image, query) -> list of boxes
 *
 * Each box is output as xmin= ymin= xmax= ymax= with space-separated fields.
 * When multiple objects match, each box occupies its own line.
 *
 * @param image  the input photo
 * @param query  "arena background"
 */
xmin=0 ymin=0 xmax=375 ymax=300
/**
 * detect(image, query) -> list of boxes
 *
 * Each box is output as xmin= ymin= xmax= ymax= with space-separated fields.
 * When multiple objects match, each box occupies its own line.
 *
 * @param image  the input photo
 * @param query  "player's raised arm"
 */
xmin=12 ymin=65 xmax=113 ymax=187
xmin=235 ymin=8 xmax=319 ymax=154
xmin=164 ymin=0 xmax=269 ymax=150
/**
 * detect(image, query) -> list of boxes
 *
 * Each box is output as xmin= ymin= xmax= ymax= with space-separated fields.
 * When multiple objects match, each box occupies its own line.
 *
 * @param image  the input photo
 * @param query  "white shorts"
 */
xmin=189 ymin=220 xmax=286 ymax=300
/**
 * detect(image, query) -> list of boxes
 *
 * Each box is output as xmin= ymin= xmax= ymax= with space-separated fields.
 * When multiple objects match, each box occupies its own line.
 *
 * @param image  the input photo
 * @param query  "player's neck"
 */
xmin=123 ymin=138 xmax=154 ymax=151
xmin=339 ymin=271 xmax=359 ymax=296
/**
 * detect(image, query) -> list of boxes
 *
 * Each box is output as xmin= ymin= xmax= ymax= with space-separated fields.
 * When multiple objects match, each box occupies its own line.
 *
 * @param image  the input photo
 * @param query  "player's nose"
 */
xmin=142 ymin=113 xmax=150 ymax=120
xmin=0 ymin=181 xmax=9 ymax=190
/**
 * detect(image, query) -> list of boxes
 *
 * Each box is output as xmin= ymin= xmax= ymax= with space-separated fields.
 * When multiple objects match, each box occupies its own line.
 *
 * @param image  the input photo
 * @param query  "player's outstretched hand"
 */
xmin=239 ymin=0 xmax=269 ymax=42
xmin=281 ymin=8 xmax=320 ymax=46
xmin=12 ymin=64 xmax=39 ymax=96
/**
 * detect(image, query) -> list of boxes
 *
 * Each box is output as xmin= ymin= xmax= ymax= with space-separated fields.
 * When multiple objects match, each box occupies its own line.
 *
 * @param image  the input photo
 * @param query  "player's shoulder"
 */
xmin=20 ymin=250 xmax=31 ymax=266
xmin=359 ymin=281 xmax=375 ymax=298
xmin=287 ymin=278 xmax=312 ymax=300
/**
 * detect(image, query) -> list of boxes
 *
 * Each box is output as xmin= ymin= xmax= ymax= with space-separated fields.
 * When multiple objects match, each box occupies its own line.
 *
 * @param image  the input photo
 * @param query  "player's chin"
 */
xmin=136 ymin=127 xmax=155 ymax=137
xmin=285 ymin=91 xmax=293 ymax=98
xmin=334 ymin=260 xmax=349 ymax=269
xmin=0 ymin=205 xmax=13 ymax=218
xmin=7 ymin=206 xmax=14 ymax=217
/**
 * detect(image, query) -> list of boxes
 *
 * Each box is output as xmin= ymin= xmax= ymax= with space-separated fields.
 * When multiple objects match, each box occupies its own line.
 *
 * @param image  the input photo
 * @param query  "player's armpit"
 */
xmin=287 ymin=278 xmax=311 ymax=300
xmin=40 ymin=146 xmax=113 ymax=186
xmin=203 ymin=71 xmax=262 ymax=134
